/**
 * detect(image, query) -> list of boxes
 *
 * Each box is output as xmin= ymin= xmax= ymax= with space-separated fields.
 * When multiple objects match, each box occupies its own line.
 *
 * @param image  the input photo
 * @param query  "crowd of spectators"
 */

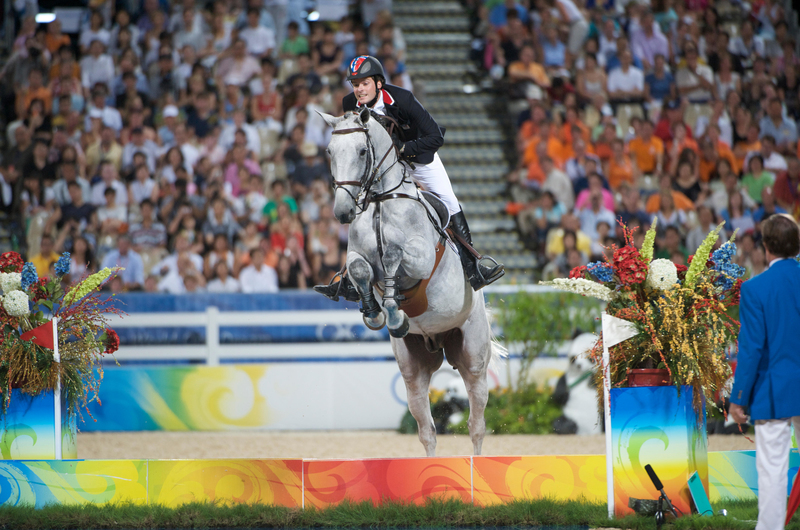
xmin=0 ymin=0 xmax=408 ymax=293
xmin=480 ymin=0 xmax=800 ymax=279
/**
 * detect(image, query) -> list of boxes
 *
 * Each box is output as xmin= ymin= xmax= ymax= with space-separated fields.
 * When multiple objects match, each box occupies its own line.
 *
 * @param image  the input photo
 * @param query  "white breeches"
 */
xmin=403 ymin=153 xmax=460 ymax=215
xmin=755 ymin=417 xmax=800 ymax=530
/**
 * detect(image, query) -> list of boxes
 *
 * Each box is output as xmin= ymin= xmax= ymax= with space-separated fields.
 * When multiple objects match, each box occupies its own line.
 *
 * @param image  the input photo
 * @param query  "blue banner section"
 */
xmin=111 ymin=293 xmax=391 ymax=345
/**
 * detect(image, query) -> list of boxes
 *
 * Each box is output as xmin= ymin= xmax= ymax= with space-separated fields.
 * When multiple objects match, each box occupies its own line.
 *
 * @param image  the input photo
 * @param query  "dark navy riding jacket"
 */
xmin=342 ymin=84 xmax=445 ymax=165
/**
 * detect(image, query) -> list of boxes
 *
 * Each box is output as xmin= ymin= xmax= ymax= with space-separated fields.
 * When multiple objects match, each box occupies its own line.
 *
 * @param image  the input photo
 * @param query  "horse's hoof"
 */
xmin=363 ymin=312 xmax=386 ymax=330
xmin=389 ymin=314 xmax=410 ymax=338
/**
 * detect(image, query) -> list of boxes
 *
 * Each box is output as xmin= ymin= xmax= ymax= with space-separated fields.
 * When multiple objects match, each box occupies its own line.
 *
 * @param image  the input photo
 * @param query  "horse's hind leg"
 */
xmin=394 ymin=334 xmax=443 ymax=456
xmin=347 ymin=252 xmax=385 ymax=330
xmin=444 ymin=307 xmax=492 ymax=455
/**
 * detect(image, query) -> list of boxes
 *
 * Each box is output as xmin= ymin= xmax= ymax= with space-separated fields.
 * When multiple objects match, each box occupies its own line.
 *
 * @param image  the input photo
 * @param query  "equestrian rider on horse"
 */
xmin=314 ymin=55 xmax=505 ymax=302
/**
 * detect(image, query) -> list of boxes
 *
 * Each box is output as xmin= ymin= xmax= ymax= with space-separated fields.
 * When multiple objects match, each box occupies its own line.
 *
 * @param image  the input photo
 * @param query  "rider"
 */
xmin=314 ymin=55 xmax=504 ymax=301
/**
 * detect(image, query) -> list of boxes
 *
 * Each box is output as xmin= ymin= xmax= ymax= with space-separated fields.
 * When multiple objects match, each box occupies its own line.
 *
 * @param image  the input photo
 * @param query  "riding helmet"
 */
xmin=346 ymin=55 xmax=386 ymax=83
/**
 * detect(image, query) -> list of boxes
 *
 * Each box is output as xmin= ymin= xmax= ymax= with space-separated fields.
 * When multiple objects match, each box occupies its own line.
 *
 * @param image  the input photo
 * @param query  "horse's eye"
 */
xmin=359 ymin=148 xmax=367 ymax=156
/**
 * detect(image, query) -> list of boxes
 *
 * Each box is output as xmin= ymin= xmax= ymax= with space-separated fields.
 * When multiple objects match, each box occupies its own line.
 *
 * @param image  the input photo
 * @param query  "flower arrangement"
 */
xmin=0 ymin=251 xmax=123 ymax=418
xmin=540 ymin=219 xmax=744 ymax=414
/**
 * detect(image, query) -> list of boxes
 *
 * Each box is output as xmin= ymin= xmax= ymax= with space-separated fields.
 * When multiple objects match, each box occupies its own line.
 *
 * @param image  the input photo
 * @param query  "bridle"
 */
xmin=329 ymin=114 xmax=407 ymax=212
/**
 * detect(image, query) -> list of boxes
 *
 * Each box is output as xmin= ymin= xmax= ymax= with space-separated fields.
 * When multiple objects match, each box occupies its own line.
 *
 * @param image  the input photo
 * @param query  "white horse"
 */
xmin=320 ymin=108 xmax=505 ymax=456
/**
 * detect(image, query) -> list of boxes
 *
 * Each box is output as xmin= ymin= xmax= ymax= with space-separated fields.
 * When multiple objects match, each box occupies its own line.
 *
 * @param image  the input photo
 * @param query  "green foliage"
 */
xmin=490 ymin=291 xmax=601 ymax=389
xmin=0 ymin=498 xmax=779 ymax=529
xmin=451 ymin=383 xmax=562 ymax=434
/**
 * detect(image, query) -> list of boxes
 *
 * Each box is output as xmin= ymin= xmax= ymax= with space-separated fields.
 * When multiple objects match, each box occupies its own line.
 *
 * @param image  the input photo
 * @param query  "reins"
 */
xmin=329 ymin=115 xmax=408 ymax=212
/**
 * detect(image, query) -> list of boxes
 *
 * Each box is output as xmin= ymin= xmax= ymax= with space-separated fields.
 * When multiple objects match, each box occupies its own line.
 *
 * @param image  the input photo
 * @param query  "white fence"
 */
xmin=107 ymin=285 xmax=563 ymax=365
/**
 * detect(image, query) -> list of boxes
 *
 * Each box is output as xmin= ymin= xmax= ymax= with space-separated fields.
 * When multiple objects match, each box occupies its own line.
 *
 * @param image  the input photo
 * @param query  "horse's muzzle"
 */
xmin=336 ymin=209 xmax=356 ymax=224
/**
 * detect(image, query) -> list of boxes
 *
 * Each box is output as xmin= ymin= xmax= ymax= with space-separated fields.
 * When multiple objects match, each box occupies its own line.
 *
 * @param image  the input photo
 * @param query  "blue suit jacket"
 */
xmin=730 ymin=259 xmax=800 ymax=420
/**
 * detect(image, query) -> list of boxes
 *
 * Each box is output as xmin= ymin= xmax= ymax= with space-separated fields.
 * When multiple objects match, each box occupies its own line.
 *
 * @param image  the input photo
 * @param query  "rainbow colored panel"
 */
xmin=0 ymin=460 xmax=147 ymax=507
xmin=473 ymin=455 xmax=606 ymax=505
xmin=147 ymin=459 xmax=302 ymax=507
xmin=709 ymin=449 xmax=799 ymax=501
xmin=85 ymin=366 xmax=275 ymax=431
xmin=610 ymin=386 xmax=707 ymax=517
xmin=304 ymin=458 xmax=472 ymax=508
xmin=1 ymin=390 xmax=78 ymax=460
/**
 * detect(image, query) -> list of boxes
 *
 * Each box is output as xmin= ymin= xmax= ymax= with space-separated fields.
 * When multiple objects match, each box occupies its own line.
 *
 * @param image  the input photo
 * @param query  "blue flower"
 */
xmin=711 ymin=242 xmax=736 ymax=266
xmin=21 ymin=262 xmax=38 ymax=290
xmin=587 ymin=261 xmax=614 ymax=283
xmin=55 ymin=252 xmax=71 ymax=276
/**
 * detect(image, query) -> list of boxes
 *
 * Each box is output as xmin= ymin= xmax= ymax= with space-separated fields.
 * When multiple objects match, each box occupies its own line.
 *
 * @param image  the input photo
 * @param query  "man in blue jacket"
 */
xmin=730 ymin=213 xmax=800 ymax=530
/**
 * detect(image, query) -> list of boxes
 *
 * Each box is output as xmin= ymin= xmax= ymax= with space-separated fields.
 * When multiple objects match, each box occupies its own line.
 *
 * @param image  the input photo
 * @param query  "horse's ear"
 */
xmin=358 ymin=106 xmax=370 ymax=125
xmin=317 ymin=111 xmax=342 ymax=128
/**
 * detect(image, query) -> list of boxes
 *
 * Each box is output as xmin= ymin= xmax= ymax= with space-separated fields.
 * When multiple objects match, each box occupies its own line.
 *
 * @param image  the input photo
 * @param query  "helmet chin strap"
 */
xmin=365 ymin=92 xmax=380 ymax=108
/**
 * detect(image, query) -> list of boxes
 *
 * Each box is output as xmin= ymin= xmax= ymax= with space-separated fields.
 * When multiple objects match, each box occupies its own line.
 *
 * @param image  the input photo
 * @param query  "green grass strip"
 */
xmin=0 ymin=497 xmax=789 ymax=529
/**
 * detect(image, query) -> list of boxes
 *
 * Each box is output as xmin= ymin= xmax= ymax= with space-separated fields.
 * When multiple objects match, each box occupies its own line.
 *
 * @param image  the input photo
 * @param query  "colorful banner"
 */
xmin=304 ymin=458 xmax=472 ymax=508
xmin=148 ymin=459 xmax=302 ymax=507
xmin=1 ymin=390 xmax=77 ymax=460
xmin=0 ymin=451 xmax=794 ymax=508
xmin=610 ymin=386 xmax=707 ymax=517
xmin=473 ymin=455 xmax=606 ymax=505
xmin=0 ymin=460 xmax=147 ymax=507
xmin=82 ymin=364 xmax=409 ymax=431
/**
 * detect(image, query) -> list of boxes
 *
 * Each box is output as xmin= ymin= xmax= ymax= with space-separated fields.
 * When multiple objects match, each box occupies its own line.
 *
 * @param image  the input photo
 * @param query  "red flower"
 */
xmin=688 ymin=255 xmax=714 ymax=268
xmin=675 ymin=264 xmax=688 ymax=280
xmin=0 ymin=252 xmax=24 ymax=273
xmin=104 ymin=329 xmax=120 ymax=354
xmin=569 ymin=265 xmax=588 ymax=279
xmin=613 ymin=246 xmax=648 ymax=285
xmin=729 ymin=279 xmax=744 ymax=306
xmin=30 ymin=278 xmax=49 ymax=302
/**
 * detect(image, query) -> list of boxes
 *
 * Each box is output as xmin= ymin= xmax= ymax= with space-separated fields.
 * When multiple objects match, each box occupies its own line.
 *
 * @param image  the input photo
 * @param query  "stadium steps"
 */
xmin=396 ymin=0 xmax=533 ymax=279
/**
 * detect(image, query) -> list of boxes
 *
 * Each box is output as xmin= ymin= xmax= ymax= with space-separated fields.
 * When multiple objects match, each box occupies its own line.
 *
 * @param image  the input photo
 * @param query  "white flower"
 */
xmin=3 ymin=290 xmax=29 ymax=317
xmin=646 ymin=259 xmax=679 ymax=291
xmin=543 ymin=278 xmax=616 ymax=302
xmin=0 ymin=272 xmax=21 ymax=294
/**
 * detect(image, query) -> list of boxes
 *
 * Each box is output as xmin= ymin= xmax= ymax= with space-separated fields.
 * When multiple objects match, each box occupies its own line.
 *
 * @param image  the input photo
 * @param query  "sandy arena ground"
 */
xmin=77 ymin=431 xmax=755 ymax=460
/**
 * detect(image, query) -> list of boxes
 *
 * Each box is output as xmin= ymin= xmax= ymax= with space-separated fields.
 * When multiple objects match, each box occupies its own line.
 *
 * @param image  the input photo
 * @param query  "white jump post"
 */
xmin=601 ymin=314 xmax=638 ymax=519
xmin=206 ymin=306 xmax=220 ymax=366
xmin=53 ymin=317 xmax=62 ymax=460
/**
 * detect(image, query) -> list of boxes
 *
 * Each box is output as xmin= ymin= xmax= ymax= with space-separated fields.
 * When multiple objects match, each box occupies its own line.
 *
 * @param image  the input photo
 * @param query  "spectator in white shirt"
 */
xmin=676 ymin=43 xmax=714 ymax=103
xmin=207 ymin=261 xmax=242 ymax=293
xmin=79 ymin=10 xmax=111 ymax=54
xmin=154 ymin=233 xmax=204 ymax=278
xmin=607 ymin=49 xmax=645 ymax=103
xmin=122 ymin=127 xmax=159 ymax=173
xmin=84 ymin=84 xmax=123 ymax=132
xmin=239 ymin=8 xmax=277 ymax=58
xmin=174 ymin=7 xmax=208 ymax=52
xmin=91 ymin=162 xmax=129 ymax=206
xmin=219 ymin=109 xmax=262 ymax=156
xmin=80 ymin=39 xmax=115 ymax=92
xmin=239 ymin=247 xmax=279 ymax=293
xmin=727 ymin=20 xmax=765 ymax=69
xmin=216 ymin=38 xmax=262 ymax=87
xmin=128 ymin=164 xmax=159 ymax=206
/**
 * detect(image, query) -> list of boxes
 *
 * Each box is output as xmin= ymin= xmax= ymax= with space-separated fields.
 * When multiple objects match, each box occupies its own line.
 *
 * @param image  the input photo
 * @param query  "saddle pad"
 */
xmin=420 ymin=191 xmax=450 ymax=228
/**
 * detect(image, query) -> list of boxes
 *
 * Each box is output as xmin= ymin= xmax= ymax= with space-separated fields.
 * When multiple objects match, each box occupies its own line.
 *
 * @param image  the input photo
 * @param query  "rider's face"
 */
xmin=351 ymin=78 xmax=379 ymax=105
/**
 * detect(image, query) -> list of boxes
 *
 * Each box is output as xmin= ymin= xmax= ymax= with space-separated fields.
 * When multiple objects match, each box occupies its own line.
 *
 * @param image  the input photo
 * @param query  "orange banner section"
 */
xmin=148 ymin=459 xmax=302 ymax=507
xmin=303 ymin=457 xmax=472 ymax=508
xmin=473 ymin=455 xmax=607 ymax=506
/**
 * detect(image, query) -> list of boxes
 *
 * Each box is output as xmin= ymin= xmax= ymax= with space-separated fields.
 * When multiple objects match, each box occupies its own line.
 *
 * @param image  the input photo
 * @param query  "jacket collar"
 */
xmin=355 ymin=88 xmax=395 ymax=108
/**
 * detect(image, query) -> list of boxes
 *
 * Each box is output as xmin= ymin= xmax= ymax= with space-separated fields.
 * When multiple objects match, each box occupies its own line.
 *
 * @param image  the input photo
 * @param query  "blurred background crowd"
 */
xmin=490 ymin=0 xmax=800 ymax=278
xmin=0 ymin=0 xmax=797 ymax=293
xmin=0 ymin=0 xmax=411 ymax=293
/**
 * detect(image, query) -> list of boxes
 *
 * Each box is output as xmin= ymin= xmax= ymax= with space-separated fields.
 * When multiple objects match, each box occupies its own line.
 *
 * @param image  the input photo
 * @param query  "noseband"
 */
xmin=329 ymin=119 xmax=404 ymax=212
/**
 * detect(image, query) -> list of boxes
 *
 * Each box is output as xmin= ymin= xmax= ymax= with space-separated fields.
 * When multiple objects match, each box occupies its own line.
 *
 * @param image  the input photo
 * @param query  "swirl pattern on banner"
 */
xmin=148 ymin=459 xmax=302 ymax=507
xmin=303 ymin=458 xmax=471 ymax=508
xmin=473 ymin=456 xmax=606 ymax=505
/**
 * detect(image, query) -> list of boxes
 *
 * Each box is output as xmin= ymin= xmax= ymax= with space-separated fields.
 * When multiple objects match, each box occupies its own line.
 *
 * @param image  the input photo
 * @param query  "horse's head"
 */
xmin=320 ymin=107 xmax=393 ymax=224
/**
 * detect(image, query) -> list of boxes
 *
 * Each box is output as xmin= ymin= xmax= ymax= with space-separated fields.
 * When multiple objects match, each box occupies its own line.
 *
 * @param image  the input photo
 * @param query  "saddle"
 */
xmin=373 ymin=191 xmax=450 ymax=318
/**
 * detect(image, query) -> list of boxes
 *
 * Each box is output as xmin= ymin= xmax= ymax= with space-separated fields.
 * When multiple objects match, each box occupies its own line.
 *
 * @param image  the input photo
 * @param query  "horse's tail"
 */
xmin=484 ymin=304 xmax=508 ymax=375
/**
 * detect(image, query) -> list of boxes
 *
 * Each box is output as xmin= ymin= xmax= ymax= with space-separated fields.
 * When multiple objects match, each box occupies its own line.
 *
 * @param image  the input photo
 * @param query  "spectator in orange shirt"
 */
xmin=17 ymin=69 xmax=52 ymax=117
xmin=666 ymin=121 xmax=699 ymax=174
xmin=645 ymin=174 xmax=694 ymax=213
xmin=560 ymin=106 xmax=590 ymax=146
xmin=699 ymin=137 xmax=739 ymax=183
xmin=45 ymin=20 xmax=71 ymax=55
xmin=508 ymin=44 xmax=551 ymax=94
xmin=593 ymin=121 xmax=617 ymax=164
xmin=734 ymin=122 xmax=761 ymax=169
xmin=607 ymin=138 xmax=638 ymax=189
xmin=629 ymin=120 xmax=664 ymax=175
xmin=523 ymin=121 xmax=566 ymax=168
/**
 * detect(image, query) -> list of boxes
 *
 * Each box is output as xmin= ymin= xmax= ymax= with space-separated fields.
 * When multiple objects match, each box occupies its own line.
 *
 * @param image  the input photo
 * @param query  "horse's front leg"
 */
xmin=347 ymin=251 xmax=385 ymax=330
xmin=381 ymin=228 xmax=434 ymax=338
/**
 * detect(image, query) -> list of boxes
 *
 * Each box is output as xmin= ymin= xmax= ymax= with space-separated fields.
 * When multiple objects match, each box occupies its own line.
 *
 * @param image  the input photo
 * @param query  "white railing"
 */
xmin=107 ymin=285 xmax=562 ymax=365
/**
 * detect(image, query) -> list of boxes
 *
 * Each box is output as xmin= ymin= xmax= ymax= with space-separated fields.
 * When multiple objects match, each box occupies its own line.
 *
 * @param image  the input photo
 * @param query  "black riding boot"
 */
xmin=313 ymin=270 xmax=361 ymax=302
xmin=449 ymin=210 xmax=505 ymax=291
